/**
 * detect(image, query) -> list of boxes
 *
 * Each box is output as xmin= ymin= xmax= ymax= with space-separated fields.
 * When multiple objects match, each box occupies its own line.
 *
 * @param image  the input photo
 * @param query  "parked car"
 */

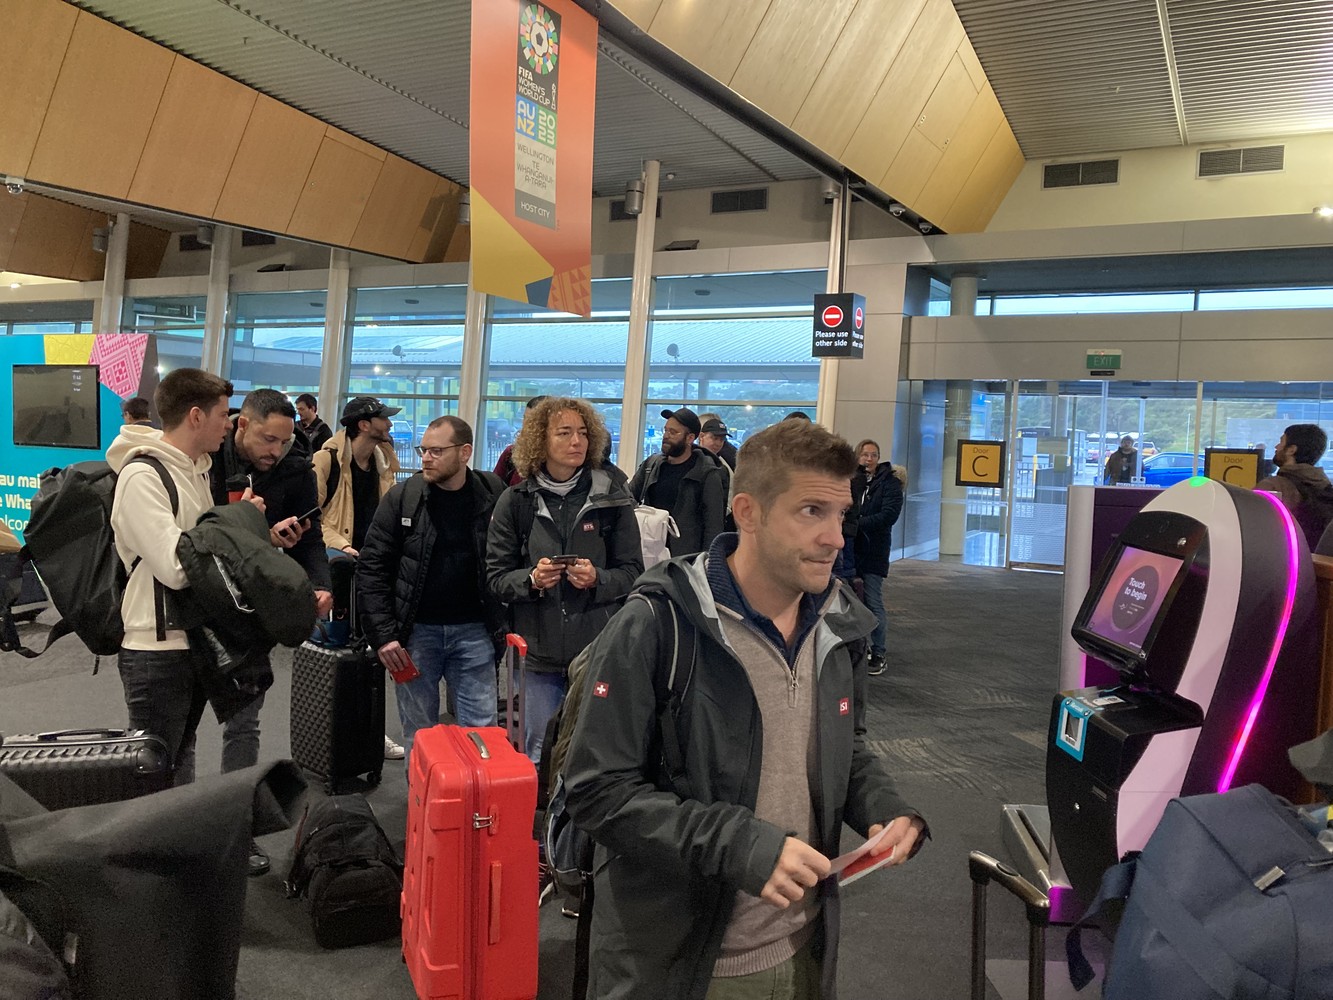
xmin=1140 ymin=451 xmax=1200 ymax=487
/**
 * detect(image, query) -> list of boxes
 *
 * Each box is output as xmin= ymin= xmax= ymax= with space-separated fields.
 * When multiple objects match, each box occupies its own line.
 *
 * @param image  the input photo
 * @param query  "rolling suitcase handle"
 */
xmin=968 ymin=851 xmax=1049 ymax=1000
xmin=504 ymin=633 xmax=527 ymax=753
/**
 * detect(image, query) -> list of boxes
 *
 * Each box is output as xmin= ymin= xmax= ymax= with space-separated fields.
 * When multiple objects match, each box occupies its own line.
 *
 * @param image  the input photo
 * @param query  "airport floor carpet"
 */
xmin=0 ymin=560 xmax=1104 ymax=999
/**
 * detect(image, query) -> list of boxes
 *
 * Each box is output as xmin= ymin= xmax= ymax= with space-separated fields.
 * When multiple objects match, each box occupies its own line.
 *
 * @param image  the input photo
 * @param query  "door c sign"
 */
xmin=956 ymin=440 xmax=1006 ymax=488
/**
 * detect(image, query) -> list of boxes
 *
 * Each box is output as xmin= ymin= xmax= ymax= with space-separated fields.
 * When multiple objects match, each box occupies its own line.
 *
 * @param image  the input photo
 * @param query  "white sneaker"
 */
xmin=384 ymin=735 xmax=405 ymax=760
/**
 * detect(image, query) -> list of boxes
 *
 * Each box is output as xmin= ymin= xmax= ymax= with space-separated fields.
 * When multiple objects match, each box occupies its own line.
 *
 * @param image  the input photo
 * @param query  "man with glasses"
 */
xmin=356 ymin=416 xmax=507 ymax=762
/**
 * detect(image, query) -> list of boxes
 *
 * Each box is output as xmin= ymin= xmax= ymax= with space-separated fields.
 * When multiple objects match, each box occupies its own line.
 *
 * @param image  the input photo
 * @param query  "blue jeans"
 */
xmin=117 ymin=647 xmax=207 ymax=785
xmin=861 ymin=572 xmax=887 ymax=656
xmin=399 ymin=622 xmax=498 ymax=762
xmin=222 ymin=689 xmax=265 ymax=774
xmin=515 ymin=668 xmax=566 ymax=765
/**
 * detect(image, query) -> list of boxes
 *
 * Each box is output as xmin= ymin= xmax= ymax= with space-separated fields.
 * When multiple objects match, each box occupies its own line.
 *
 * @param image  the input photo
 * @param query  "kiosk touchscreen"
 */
xmin=1043 ymin=478 xmax=1317 ymax=905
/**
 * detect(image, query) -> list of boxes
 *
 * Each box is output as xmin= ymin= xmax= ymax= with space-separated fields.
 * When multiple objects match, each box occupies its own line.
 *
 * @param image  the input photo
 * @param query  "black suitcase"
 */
xmin=289 ymin=641 xmax=384 ymax=794
xmin=0 ymin=728 xmax=172 ymax=811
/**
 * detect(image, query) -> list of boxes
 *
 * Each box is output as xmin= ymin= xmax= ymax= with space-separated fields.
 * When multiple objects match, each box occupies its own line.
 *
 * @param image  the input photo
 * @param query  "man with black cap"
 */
xmin=312 ymin=395 xmax=406 ymax=764
xmin=629 ymin=406 xmax=726 ymax=557
xmin=699 ymin=412 xmax=739 ymax=472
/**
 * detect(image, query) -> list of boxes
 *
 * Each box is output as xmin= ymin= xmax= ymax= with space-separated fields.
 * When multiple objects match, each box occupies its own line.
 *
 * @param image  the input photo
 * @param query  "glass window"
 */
xmin=1200 ymin=383 xmax=1333 ymax=475
xmin=1197 ymin=287 xmax=1333 ymax=311
xmin=126 ymin=295 xmax=206 ymax=373
xmin=926 ymin=278 xmax=950 ymax=317
xmin=991 ymin=292 xmax=1196 ymax=315
xmin=228 ymin=290 xmax=326 ymax=396
xmin=0 ymin=300 xmax=95 ymax=335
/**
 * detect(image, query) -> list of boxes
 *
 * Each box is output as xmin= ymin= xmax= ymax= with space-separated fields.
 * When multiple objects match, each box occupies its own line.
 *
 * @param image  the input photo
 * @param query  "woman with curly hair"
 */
xmin=485 ymin=397 xmax=643 ymax=761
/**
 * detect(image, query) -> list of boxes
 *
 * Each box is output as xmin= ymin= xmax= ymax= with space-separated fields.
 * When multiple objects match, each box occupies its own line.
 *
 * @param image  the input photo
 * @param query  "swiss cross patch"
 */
xmin=839 ymin=697 xmax=850 ymax=716
xmin=593 ymin=681 xmax=610 ymax=698
xmin=582 ymin=521 xmax=596 ymax=532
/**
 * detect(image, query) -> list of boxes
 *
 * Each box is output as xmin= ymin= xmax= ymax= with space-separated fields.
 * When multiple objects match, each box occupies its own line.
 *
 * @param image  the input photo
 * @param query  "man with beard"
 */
xmin=208 ymin=387 xmax=333 ymax=876
xmin=565 ymin=418 xmax=927 ymax=999
xmin=356 ymin=416 xmax=507 ymax=762
xmin=629 ymin=407 xmax=726 ymax=557
xmin=313 ymin=396 xmax=403 ymax=558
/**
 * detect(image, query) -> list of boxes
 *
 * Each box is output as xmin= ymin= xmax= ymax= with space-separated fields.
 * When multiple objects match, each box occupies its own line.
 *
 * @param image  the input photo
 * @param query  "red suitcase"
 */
xmin=402 ymin=724 xmax=539 ymax=1000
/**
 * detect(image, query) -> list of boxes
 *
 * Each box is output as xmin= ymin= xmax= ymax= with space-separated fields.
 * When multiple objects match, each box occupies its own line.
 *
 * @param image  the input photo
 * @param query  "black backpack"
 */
xmin=11 ymin=457 xmax=177 ymax=659
xmin=1284 ymin=473 xmax=1333 ymax=552
xmin=284 ymin=794 xmax=402 ymax=949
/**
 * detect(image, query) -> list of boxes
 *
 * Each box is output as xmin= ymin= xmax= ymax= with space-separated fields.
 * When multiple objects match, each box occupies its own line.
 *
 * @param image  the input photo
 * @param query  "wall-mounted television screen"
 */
xmin=12 ymin=364 xmax=102 ymax=450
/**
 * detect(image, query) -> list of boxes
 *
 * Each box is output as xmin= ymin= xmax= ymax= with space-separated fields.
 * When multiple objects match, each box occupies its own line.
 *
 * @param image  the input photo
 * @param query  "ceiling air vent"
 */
xmin=609 ymin=197 xmax=661 ymax=222
xmin=1042 ymin=159 xmax=1119 ymax=189
xmin=241 ymin=230 xmax=277 ymax=247
xmin=1198 ymin=145 xmax=1285 ymax=177
xmin=710 ymin=188 xmax=768 ymax=214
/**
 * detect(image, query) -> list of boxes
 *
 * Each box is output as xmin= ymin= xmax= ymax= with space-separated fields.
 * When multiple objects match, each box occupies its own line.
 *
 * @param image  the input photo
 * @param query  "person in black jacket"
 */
xmin=852 ymin=440 xmax=905 ymax=677
xmin=294 ymin=392 xmax=333 ymax=452
xmin=486 ymin=397 xmax=643 ymax=763
xmin=356 ymin=416 xmax=506 ymax=763
xmin=208 ymin=388 xmax=332 ymax=876
xmin=629 ymin=407 xmax=727 ymax=557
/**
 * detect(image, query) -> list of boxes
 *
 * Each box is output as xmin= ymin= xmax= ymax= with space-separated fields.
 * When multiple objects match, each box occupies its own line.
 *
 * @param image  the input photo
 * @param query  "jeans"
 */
xmin=516 ymin=668 xmax=566 ymax=765
xmin=399 ymin=622 xmax=498 ymax=763
xmin=117 ymin=647 xmax=208 ymax=785
xmin=861 ymin=572 xmax=887 ymax=656
xmin=706 ymin=940 xmax=821 ymax=1000
xmin=222 ymin=689 xmax=265 ymax=773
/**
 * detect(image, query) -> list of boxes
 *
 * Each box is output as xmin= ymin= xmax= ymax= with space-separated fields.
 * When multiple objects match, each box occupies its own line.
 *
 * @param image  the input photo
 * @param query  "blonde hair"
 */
xmin=511 ymin=397 xmax=610 ymax=479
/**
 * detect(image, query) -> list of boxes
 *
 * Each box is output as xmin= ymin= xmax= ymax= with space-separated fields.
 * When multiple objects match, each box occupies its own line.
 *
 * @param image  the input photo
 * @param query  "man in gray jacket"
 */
xmin=629 ymin=407 xmax=726 ymax=557
xmin=565 ymin=418 xmax=927 ymax=1000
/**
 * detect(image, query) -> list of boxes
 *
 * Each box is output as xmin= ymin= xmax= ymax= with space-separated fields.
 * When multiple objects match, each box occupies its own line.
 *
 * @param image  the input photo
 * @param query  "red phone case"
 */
xmin=402 ymin=726 xmax=539 ymax=1000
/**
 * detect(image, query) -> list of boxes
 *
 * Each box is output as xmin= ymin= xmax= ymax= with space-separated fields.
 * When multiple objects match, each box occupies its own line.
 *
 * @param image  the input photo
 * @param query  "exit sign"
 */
xmin=1086 ymin=349 xmax=1121 ymax=376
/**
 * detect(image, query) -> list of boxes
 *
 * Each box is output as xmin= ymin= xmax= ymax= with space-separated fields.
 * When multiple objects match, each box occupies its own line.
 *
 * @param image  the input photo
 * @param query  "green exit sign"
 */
xmin=1086 ymin=349 xmax=1122 ymax=372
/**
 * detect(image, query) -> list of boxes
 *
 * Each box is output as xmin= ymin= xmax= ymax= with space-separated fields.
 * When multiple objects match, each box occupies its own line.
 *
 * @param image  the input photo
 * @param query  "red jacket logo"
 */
xmin=839 ymin=697 xmax=850 ymax=716
xmin=593 ymin=682 xmax=610 ymax=698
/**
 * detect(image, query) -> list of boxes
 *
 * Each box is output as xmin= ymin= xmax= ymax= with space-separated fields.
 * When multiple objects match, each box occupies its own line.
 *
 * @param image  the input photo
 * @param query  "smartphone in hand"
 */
xmin=548 ymin=554 xmax=580 ymax=567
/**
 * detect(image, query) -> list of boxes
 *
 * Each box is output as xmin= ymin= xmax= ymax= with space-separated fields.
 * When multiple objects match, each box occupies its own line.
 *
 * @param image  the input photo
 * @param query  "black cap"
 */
xmin=660 ymin=407 xmax=701 ymax=436
xmin=340 ymin=396 xmax=402 ymax=426
xmin=701 ymin=418 xmax=728 ymax=437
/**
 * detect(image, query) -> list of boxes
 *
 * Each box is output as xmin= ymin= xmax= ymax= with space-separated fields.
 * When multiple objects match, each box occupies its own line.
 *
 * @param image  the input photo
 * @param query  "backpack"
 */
xmin=1067 ymin=783 xmax=1333 ymax=999
xmin=541 ymin=593 xmax=697 ymax=901
xmin=633 ymin=505 xmax=678 ymax=568
xmin=1283 ymin=473 xmax=1333 ymax=552
xmin=15 ymin=457 xmax=177 ymax=659
xmin=284 ymin=794 xmax=403 ymax=950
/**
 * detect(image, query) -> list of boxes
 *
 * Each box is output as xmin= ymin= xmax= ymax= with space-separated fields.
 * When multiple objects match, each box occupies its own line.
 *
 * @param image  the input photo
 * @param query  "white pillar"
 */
xmin=318 ymin=249 xmax=352 ymax=413
xmin=97 ymin=212 xmax=130 ymax=333
xmin=950 ymin=273 xmax=979 ymax=315
xmin=201 ymin=226 xmax=233 ymax=375
xmin=816 ymin=179 xmax=850 ymax=427
xmin=618 ymin=159 xmax=660 ymax=475
xmin=940 ymin=381 xmax=973 ymax=556
xmin=458 ymin=265 xmax=488 ymax=444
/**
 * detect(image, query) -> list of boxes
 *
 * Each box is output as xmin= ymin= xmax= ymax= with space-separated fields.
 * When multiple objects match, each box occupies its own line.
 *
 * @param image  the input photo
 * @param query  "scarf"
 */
xmin=534 ymin=464 xmax=583 ymax=497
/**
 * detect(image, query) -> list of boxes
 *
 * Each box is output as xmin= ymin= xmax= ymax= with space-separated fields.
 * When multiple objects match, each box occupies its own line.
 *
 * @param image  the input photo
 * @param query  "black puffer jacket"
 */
xmin=355 ymin=469 xmax=507 ymax=650
xmin=854 ymin=464 xmax=904 ymax=577
xmin=486 ymin=465 xmax=643 ymax=672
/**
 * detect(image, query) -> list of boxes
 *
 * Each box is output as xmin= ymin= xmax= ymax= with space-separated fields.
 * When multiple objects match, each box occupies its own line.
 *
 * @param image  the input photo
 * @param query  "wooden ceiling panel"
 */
xmin=957 ymin=35 xmax=988 ymax=93
xmin=881 ymin=129 xmax=944 ymax=209
xmin=612 ymin=0 xmax=663 ymax=29
xmin=790 ymin=0 xmax=927 ymax=157
xmin=26 ymin=12 xmax=174 ymax=197
xmin=913 ymin=84 xmax=1004 ymax=223
xmin=647 ymin=0 xmax=773 ymax=86
xmin=939 ymin=123 xmax=1024 ymax=233
xmin=67 ymin=212 xmax=106 ymax=283
xmin=213 ymin=95 xmax=327 ymax=233
xmin=410 ymin=176 xmax=464 ymax=263
xmin=0 ymin=0 xmax=78 ymax=178
xmin=286 ymin=136 xmax=385 ymax=247
xmin=840 ymin=0 xmax=965 ymax=175
xmin=124 ymin=222 xmax=171 ymax=280
xmin=8 ymin=194 xmax=92 ymax=278
xmin=728 ymin=0 xmax=859 ymax=126
xmin=325 ymin=125 xmax=388 ymax=162
xmin=0 ymin=192 xmax=29 ymax=269
xmin=352 ymin=155 xmax=449 ymax=259
xmin=915 ymin=53 xmax=978 ymax=152
xmin=128 ymin=58 xmax=258 ymax=218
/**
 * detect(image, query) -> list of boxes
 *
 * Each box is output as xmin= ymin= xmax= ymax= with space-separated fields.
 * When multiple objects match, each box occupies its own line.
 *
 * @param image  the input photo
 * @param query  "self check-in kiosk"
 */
xmin=1013 ymin=477 xmax=1318 ymax=908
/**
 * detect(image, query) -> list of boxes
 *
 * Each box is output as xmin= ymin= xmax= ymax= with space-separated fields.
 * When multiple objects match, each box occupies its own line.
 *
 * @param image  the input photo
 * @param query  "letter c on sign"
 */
xmin=1222 ymin=462 xmax=1244 ymax=484
xmin=972 ymin=454 xmax=990 ymax=477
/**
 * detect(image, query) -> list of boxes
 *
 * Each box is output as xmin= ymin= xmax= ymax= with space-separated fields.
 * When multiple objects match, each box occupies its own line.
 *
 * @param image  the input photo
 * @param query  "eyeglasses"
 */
xmin=415 ymin=444 xmax=464 ymax=459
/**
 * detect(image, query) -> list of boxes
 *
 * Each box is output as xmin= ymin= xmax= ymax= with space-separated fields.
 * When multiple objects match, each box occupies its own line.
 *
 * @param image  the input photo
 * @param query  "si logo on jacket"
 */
xmin=839 ymin=698 xmax=850 ymax=716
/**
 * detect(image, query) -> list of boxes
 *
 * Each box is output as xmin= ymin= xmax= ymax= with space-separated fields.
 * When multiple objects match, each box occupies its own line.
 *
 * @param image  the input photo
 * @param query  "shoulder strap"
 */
xmin=323 ymin=452 xmax=341 ymax=505
xmin=124 ymin=455 xmax=178 ymax=643
xmin=630 ymin=592 xmax=698 ymax=800
xmin=512 ymin=489 xmax=536 ymax=542
xmin=1065 ymin=857 xmax=1135 ymax=990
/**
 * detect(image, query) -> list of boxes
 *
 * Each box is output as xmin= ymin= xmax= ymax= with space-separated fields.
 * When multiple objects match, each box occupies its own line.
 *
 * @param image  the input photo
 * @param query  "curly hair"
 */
xmin=511 ymin=396 xmax=610 ymax=479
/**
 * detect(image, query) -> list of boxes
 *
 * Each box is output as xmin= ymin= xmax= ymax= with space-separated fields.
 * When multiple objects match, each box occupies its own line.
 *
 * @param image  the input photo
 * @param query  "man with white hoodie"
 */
xmin=108 ymin=367 xmax=245 ymax=787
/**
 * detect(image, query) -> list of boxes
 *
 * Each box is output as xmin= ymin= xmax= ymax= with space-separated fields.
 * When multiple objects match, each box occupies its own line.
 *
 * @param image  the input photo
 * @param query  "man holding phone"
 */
xmin=209 ymin=388 xmax=332 ymax=877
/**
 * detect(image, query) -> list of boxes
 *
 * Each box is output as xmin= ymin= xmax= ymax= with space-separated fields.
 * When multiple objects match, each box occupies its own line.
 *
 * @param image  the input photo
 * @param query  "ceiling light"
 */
xmin=373 ymin=365 xmax=381 ymax=374
xmin=624 ymin=179 xmax=645 ymax=217
xmin=1316 ymin=206 xmax=1333 ymax=218
xmin=8 ymin=282 xmax=20 ymax=289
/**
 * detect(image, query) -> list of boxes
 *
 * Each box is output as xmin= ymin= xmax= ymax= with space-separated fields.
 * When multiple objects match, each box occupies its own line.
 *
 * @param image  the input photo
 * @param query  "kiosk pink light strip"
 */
xmin=1217 ymin=490 xmax=1300 ymax=793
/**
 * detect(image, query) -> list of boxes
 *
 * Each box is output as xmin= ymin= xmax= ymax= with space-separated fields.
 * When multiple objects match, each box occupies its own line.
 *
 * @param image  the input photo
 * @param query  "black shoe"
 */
xmin=868 ymin=654 xmax=887 ymax=677
xmin=247 ymin=840 xmax=270 ymax=878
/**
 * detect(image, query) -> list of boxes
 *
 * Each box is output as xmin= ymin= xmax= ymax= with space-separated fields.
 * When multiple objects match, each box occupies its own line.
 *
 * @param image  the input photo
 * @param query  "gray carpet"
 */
xmin=0 ymin=560 xmax=1102 ymax=999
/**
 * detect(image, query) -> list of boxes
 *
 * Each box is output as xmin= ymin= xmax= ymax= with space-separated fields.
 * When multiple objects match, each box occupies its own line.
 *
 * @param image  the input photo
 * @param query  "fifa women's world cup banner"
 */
xmin=470 ymin=0 xmax=597 ymax=317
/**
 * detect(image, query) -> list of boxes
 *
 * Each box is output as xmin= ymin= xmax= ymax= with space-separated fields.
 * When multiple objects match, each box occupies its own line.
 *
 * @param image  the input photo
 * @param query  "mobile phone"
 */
xmin=295 ymin=505 xmax=322 ymax=523
xmin=549 ymin=554 xmax=580 ymax=566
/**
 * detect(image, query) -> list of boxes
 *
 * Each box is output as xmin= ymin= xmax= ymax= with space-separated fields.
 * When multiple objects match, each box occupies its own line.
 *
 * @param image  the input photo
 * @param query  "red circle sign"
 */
xmin=822 ymin=305 xmax=844 ymax=327
xmin=854 ymin=306 xmax=864 ymax=329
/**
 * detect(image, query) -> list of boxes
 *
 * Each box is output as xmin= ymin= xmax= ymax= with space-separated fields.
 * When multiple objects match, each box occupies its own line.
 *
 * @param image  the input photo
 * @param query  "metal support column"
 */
xmin=815 ymin=176 xmax=850 ymax=426
xmin=318 ymin=249 xmax=352 ymax=413
xmin=618 ymin=158 xmax=660 ymax=475
xmin=458 ymin=264 xmax=488 ymax=438
xmin=97 ymin=212 xmax=130 ymax=334
xmin=201 ymin=225 xmax=233 ymax=375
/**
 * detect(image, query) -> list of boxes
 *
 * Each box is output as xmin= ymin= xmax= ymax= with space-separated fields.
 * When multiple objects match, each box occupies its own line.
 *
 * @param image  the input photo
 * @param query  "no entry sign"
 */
xmin=812 ymin=293 xmax=865 ymax=359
